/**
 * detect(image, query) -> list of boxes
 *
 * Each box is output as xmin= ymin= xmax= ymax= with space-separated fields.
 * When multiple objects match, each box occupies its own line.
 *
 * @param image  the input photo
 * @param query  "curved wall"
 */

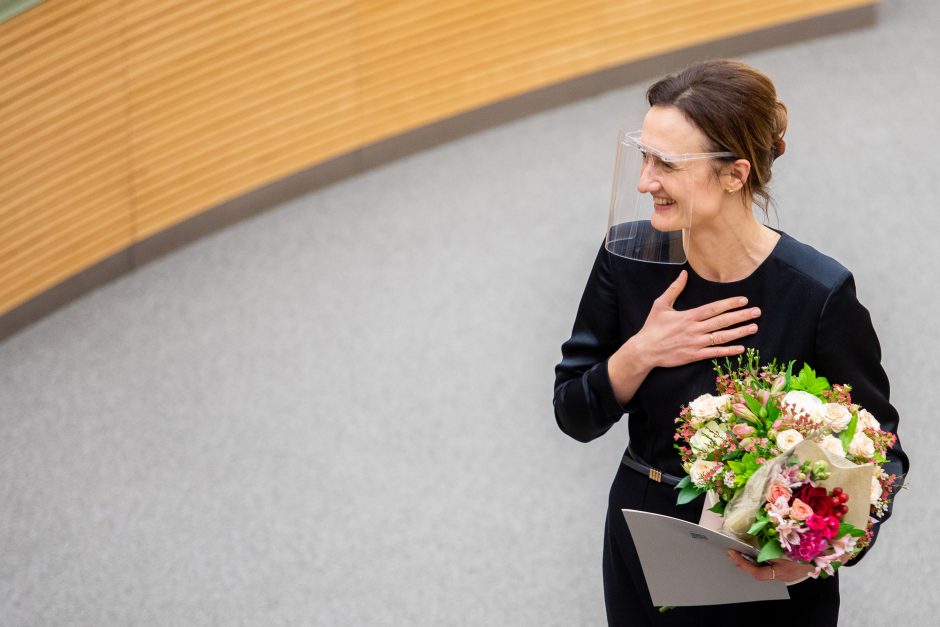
xmin=0 ymin=0 xmax=875 ymax=329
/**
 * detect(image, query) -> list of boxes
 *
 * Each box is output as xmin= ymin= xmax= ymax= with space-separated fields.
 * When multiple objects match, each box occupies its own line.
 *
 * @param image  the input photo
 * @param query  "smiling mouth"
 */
xmin=653 ymin=197 xmax=675 ymax=207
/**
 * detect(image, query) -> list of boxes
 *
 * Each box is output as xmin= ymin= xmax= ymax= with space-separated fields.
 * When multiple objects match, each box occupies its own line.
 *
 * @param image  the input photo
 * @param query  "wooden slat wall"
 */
xmin=0 ymin=0 xmax=135 ymax=312
xmin=0 ymin=0 xmax=875 ymax=317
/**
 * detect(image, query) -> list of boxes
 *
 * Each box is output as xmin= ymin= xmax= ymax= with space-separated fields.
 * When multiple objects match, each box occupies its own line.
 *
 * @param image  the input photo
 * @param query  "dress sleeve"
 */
xmin=814 ymin=273 xmax=910 ymax=565
xmin=553 ymin=242 xmax=632 ymax=443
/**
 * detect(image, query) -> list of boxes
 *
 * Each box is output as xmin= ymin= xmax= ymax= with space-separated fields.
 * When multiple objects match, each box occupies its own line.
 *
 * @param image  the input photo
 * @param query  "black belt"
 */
xmin=621 ymin=446 xmax=682 ymax=487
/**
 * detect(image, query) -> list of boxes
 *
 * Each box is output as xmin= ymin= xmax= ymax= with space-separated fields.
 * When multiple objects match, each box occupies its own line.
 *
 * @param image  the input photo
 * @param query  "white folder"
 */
xmin=621 ymin=509 xmax=790 ymax=606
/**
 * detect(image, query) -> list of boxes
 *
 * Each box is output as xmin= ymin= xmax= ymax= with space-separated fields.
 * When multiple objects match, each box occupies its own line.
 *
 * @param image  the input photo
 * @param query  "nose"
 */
xmin=636 ymin=159 xmax=660 ymax=194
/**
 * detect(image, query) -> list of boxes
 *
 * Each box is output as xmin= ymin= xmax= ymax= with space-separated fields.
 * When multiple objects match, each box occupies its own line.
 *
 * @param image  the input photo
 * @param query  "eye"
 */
xmin=660 ymin=160 xmax=677 ymax=171
xmin=641 ymin=152 xmax=667 ymax=168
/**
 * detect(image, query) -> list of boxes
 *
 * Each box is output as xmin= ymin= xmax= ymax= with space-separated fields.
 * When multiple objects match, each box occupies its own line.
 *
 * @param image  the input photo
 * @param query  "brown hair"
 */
xmin=646 ymin=59 xmax=787 ymax=212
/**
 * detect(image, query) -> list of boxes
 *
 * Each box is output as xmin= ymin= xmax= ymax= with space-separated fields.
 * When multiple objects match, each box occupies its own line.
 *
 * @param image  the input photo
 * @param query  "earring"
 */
xmin=726 ymin=187 xmax=736 ymax=193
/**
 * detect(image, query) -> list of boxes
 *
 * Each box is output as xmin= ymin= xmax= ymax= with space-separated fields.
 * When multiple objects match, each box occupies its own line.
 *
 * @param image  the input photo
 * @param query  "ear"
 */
xmin=723 ymin=159 xmax=751 ymax=193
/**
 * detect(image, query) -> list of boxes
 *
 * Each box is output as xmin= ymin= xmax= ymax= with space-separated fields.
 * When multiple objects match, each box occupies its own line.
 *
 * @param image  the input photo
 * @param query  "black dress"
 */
xmin=553 ymin=231 xmax=909 ymax=626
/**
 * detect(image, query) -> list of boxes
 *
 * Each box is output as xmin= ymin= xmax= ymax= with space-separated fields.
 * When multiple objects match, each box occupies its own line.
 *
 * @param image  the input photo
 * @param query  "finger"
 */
xmin=656 ymin=270 xmax=687 ymax=309
xmin=697 ymin=343 xmax=748 ymax=361
xmin=727 ymin=550 xmax=759 ymax=576
xmin=699 ymin=307 xmax=761 ymax=334
xmin=727 ymin=551 xmax=773 ymax=581
xmin=703 ymin=323 xmax=759 ymax=348
xmin=688 ymin=296 xmax=749 ymax=322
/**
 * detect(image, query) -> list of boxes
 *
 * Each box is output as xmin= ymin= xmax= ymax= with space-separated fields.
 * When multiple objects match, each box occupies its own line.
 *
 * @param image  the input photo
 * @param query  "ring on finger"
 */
xmin=708 ymin=332 xmax=717 ymax=346
xmin=771 ymin=566 xmax=776 ymax=581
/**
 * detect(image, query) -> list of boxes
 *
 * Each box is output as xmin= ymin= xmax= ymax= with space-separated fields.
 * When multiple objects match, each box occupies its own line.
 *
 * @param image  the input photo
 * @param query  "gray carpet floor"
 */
xmin=2 ymin=2 xmax=938 ymax=624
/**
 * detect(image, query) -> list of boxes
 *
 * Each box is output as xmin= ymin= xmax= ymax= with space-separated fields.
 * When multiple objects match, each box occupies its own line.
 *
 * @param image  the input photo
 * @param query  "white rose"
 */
xmin=819 ymin=403 xmax=852 ymax=432
xmin=689 ymin=394 xmax=730 ymax=426
xmin=690 ymin=421 xmax=726 ymax=456
xmin=819 ymin=434 xmax=846 ymax=458
xmin=848 ymin=432 xmax=876 ymax=458
xmin=689 ymin=459 xmax=723 ymax=488
xmin=870 ymin=476 xmax=883 ymax=504
xmin=782 ymin=391 xmax=824 ymax=423
xmin=775 ymin=429 xmax=804 ymax=452
xmin=858 ymin=408 xmax=881 ymax=431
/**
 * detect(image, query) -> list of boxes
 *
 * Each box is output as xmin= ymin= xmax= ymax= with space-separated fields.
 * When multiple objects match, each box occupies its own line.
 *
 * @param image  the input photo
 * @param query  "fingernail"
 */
xmin=751 ymin=308 xmax=761 ymax=317
xmin=749 ymin=324 xmax=758 ymax=332
xmin=739 ymin=297 xmax=748 ymax=306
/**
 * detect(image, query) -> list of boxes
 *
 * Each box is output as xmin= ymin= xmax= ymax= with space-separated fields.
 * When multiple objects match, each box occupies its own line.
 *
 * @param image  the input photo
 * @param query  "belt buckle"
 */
xmin=648 ymin=468 xmax=663 ymax=483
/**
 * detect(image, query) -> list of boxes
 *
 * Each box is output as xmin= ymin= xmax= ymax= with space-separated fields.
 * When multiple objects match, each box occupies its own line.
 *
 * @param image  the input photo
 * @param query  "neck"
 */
xmin=685 ymin=209 xmax=780 ymax=283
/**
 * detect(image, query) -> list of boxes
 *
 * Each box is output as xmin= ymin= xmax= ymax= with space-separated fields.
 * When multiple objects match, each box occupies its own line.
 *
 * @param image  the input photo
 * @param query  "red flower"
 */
xmin=795 ymin=485 xmax=834 ymax=517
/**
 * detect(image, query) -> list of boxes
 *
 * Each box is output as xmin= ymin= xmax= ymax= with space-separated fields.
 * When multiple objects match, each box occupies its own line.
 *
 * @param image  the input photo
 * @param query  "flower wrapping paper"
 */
xmin=721 ymin=439 xmax=872 ymax=545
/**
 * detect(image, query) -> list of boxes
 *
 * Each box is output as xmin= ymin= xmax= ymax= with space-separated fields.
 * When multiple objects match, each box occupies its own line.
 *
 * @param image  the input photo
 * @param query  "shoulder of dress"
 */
xmin=772 ymin=232 xmax=851 ymax=292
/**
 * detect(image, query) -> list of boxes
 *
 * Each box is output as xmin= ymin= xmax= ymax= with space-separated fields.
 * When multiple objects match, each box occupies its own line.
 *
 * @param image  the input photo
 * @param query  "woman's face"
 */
xmin=637 ymin=106 xmax=725 ymax=233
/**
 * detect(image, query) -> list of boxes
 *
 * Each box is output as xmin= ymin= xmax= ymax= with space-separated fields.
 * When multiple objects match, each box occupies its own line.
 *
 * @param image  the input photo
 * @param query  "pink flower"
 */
xmin=830 ymin=533 xmax=859 ymax=557
xmin=781 ymin=465 xmax=804 ymax=488
xmin=758 ymin=389 xmax=771 ymax=408
xmin=732 ymin=423 xmax=756 ymax=437
xmin=806 ymin=515 xmax=840 ymax=541
xmin=732 ymin=403 xmax=758 ymax=422
xmin=766 ymin=495 xmax=790 ymax=524
xmin=811 ymin=552 xmax=842 ymax=578
xmin=789 ymin=498 xmax=814 ymax=521
xmin=794 ymin=530 xmax=828 ymax=561
xmin=821 ymin=515 xmax=841 ymax=540
xmin=806 ymin=515 xmax=828 ymax=532
xmin=767 ymin=484 xmax=792 ymax=504
xmin=774 ymin=518 xmax=805 ymax=552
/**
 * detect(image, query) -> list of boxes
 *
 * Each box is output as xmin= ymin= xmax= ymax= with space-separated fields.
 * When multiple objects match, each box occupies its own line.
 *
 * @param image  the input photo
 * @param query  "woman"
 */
xmin=553 ymin=60 xmax=908 ymax=626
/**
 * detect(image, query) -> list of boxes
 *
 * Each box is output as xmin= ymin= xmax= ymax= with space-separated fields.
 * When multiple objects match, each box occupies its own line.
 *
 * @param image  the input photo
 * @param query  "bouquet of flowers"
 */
xmin=745 ymin=451 xmax=865 ymax=576
xmin=673 ymin=350 xmax=899 ymax=576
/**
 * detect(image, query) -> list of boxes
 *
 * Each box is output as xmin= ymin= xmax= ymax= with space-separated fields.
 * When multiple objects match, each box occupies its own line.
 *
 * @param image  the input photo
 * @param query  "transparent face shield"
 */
xmin=606 ymin=129 xmax=736 ymax=264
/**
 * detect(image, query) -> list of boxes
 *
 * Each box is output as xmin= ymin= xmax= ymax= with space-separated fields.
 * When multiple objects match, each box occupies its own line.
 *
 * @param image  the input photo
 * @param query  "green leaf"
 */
xmin=742 ymin=391 xmax=762 ymax=417
xmin=741 ymin=452 xmax=759 ymax=473
xmin=747 ymin=519 xmax=769 ymax=535
xmin=839 ymin=411 xmax=859 ymax=453
xmin=676 ymin=475 xmax=692 ymax=490
xmin=708 ymin=499 xmax=726 ymax=515
xmin=838 ymin=522 xmax=866 ymax=538
xmin=676 ymin=484 xmax=704 ymax=505
xmin=757 ymin=541 xmax=784 ymax=563
xmin=727 ymin=452 xmax=760 ymax=486
xmin=765 ymin=401 xmax=780 ymax=424
xmin=792 ymin=363 xmax=830 ymax=396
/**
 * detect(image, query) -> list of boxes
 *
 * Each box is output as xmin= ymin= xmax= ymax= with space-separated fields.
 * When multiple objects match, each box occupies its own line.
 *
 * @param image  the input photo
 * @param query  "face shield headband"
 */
xmin=606 ymin=128 xmax=736 ymax=264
